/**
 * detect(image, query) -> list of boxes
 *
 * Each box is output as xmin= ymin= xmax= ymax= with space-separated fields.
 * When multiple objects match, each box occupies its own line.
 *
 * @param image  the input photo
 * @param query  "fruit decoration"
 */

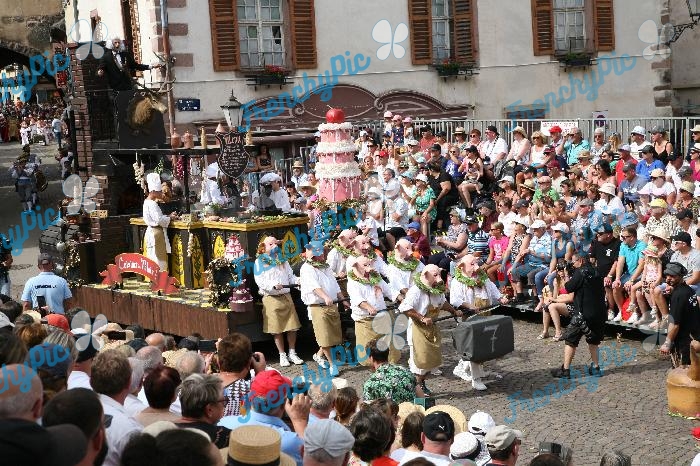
xmin=325 ymin=108 xmax=345 ymax=123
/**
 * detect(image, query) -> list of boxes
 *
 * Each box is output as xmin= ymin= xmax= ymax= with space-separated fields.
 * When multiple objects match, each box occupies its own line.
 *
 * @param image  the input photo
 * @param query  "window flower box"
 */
xmin=432 ymin=59 xmax=478 ymax=80
xmin=557 ymin=52 xmax=594 ymax=70
xmin=245 ymin=65 xmax=291 ymax=89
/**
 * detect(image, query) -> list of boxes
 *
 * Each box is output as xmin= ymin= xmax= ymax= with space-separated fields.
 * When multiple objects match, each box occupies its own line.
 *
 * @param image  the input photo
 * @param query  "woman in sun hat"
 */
xmin=639 ymin=167 xmax=676 ymax=206
xmin=595 ymin=182 xmax=624 ymax=218
xmin=674 ymin=182 xmax=699 ymax=220
xmin=507 ymin=126 xmax=531 ymax=166
xmin=411 ymin=173 xmax=436 ymax=236
xmin=402 ymin=116 xmax=414 ymax=142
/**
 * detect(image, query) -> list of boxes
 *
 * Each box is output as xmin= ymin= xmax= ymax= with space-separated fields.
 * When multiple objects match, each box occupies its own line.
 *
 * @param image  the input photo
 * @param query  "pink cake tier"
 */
xmin=317 ymin=177 xmax=362 ymax=202
xmin=316 ymin=114 xmax=362 ymax=202
xmin=318 ymin=122 xmax=353 ymax=144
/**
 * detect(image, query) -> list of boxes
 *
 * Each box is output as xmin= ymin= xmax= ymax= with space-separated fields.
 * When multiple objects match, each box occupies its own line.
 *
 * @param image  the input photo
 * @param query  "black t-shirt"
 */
xmin=429 ymin=170 xmax=458 ymax=201
xmin=590 ymin=238 xmax=621 ymax=276
xmin=669 ymin=283 xmax=700 ymax=344
xmin=565 ymin=265 xmax=607 ymax=324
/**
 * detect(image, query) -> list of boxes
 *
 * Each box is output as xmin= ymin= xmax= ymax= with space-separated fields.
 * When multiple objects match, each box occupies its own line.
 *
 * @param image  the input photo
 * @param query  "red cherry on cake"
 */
xmin=326 ymin=108 xmax=345 ymax=123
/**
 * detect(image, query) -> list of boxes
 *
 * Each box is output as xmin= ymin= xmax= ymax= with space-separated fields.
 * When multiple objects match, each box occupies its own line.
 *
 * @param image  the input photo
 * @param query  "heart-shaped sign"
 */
xmin=215 ymin=130 xmax=249 ymax=179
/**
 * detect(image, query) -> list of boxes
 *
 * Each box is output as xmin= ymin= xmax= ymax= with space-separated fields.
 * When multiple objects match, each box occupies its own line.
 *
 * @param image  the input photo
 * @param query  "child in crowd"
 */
xmin=626 ymin=245 xmax=663 ymax=326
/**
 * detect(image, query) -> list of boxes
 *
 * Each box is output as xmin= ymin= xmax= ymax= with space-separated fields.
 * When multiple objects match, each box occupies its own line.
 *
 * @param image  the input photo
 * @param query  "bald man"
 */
xmin=0 ymin=363 xmax=43 ymax=421
xmin=145 ymin=332 xmax=165 ymax=351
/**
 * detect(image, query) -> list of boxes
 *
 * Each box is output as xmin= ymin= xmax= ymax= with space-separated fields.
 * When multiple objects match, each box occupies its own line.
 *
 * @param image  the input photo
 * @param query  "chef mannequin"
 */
xmin=143 ymin=173 xmax=178 ymax=271
xmin=200 ymin=162 xmax=227 ymax=205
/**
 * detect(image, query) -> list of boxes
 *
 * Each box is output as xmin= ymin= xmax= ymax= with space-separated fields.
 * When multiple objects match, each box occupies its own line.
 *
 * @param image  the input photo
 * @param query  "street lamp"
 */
xmin=221 ymin=91 xmax=242 ymax=131
xmin=667 ymin=0 xmax=700 ymax=44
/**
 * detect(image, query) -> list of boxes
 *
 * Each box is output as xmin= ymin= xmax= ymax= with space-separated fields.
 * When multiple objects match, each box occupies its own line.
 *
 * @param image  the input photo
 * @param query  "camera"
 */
xmin=569 ymin=309 xmax=593 ymax=338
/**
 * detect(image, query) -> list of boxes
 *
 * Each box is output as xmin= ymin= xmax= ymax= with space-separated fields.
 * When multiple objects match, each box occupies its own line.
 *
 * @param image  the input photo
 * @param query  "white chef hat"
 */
xmin=205 ymin=162 xmax=219 ymax=179
xmin=147 ymin=172 xmax=162 ymax=192
xmin=259 ymin=173 xmax=281 ymax=184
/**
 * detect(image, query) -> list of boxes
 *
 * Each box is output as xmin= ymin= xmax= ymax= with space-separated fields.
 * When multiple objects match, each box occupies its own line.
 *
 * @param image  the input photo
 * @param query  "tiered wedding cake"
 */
xmin=315 ymin=108 xmax=362 ymax=202
xmin=223 ymin=235 xmax=253 ymax=312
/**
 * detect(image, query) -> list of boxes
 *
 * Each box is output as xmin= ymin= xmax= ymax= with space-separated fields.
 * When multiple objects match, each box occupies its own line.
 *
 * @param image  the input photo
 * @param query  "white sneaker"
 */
xmin=612 ymin=312 xmax=622 ymax=322
xmin=471 ymin=378 xmax=487 ymax=391
xmin=329 ymin=365 xmax=339 ymax=377
xmin=279 ymin=353 xmax=291 ymax=367
xmin=430 ymin=368 xmax=443 ymax=376
xmin=313 ymin=353 xmax=328 ymax=368
xmin=452 ymin=360 xmax=467 ymax=377
xmin=607 ymin=310 xmax=615 ymax=321
xmin=636 ymin=311 xmax=653 ymax=327
xmin=288 ymin=352 xmax=304 ymax=365
xmin=626 ymin=312 xmax=639 ymax=325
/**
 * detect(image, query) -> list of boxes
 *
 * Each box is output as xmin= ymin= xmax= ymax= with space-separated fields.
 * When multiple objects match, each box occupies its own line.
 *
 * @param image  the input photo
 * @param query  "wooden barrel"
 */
xmin=666 ymin=341 xmax=700 ymax=418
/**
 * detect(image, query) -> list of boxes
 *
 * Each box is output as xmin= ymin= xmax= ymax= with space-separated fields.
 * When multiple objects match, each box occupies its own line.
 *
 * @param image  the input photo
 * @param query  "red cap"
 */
xmin=692 ymin=427 xmax=700 ymax=440
xmin=46 ymin=314 xmax=70 ymax=333
xmin=379 ymin=150 xmax=389 ymax=158
xmin=251 ymin=370 xmax=292 ymax=398
xmin=549 ymin=126 xmax=562 ymax=134
xmin=547 ymin=160 xmax=560 ymax=169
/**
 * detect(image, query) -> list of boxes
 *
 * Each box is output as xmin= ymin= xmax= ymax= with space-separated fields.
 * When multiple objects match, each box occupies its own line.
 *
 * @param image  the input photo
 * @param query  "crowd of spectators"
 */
xmin=0 ymin=297 xmax=658 ymax=465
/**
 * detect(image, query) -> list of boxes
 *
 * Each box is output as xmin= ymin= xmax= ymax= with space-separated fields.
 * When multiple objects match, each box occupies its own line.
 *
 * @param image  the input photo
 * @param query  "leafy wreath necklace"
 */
xmin=454 ymin=267 xmax=488 ymax=287
xmin=387 ymin=252 xmax=420 ymax=272
xmin=348 ymin=270 xmax=381 ymax=285
xmin=412 ymin=273 xmax=446 ymax=295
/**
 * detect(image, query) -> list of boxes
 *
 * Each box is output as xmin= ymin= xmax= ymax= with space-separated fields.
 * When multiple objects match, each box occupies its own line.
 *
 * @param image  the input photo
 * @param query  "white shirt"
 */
xmin=356 ymin=217 xmax=380 ymax=246
xmin=327 ymin=248 xmax=349 ymax=277
xmin=594 ymin=196 xmax=624 ymax=216
xmin=124 ymin=393 xmax=147 ymax=417
xmin=99 ymin=394 xmax=143 ymax=466
xmin=449 ymin=277 xmax=502 ymax=309
xmin=270 ymin=188 xmax=292 ymax=212
xmin=399 ymin=450 xmax=452 ymax=466
xmin=630 ymin=140 xmax=652 ymax=161
xmin=290 ymin=173 xmax=308 ymax=188
xmin=498 ymin=211 xmax=518 ymax=238
xmin=347 ymin=276 xmax=392 ymax=321
xmin=385 ymin=197 xmax=409 ymax=228
xmin=253 ymin=261 xmax=298 ymax=296
xmin=345 ymin=254 xmax=388 ymax=276
xmin=200 ymin=179 xmax=227 ymax=205
xmin=398 ymin=285 xmax=446 ymax=342
xmin=385 ymin=259 xmax=424 ymax=300
xmin=300 ymin=263 xmax=340 ymax=305
xmin=67 ymin=370 xmax=91 ymax=390
xmin=143 ymin=199 xmax=171 ymax=253
xmin=481 ymin=137 xmax=508 ymax=162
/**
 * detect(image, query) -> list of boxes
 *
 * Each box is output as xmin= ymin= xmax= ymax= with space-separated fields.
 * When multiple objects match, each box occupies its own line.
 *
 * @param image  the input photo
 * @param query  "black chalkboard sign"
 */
xmin=215 ymin=130 xmax=249 ymax=179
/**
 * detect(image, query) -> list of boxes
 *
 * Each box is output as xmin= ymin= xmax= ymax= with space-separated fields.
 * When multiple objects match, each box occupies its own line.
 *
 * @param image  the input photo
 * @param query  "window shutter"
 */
xmin=451 ymin=0 xmax=477 ymax=64
xmin=289 ymin=0 xmax=317 ymax=69
xmin=408 ymin=0 xmax=432 ymax=65
xmin=593 ymin=0 xmax=615 ymax=51
xmin=208 ymin=0 xmax=239 ymax=71
xmin=531 ymin=0 xmax=554 ymax=56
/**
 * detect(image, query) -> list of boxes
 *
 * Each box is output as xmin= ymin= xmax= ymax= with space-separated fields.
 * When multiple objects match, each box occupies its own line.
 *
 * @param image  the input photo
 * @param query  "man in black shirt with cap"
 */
xmin=660 ymin=262 xmax=700 ymax=365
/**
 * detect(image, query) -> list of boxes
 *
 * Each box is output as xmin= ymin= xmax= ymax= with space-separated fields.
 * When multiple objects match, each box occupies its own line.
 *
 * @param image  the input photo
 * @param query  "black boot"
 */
xmin=551 ymin=365 xmax=570 ymax=378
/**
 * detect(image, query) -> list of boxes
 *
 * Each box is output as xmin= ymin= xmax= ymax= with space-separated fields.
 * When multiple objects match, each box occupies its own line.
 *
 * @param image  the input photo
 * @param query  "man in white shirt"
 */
xmin=91 ymin=349 xmax=143 ymax=466
xmin=256 ymin=173 xmax=291 ymax=212
xmin=480 ymin=125 xmax=508 ymax=163
xmin=630 ymin=125 xmax=652 ymax=161
xmin=67 ymin=336 xmax=97 ymax=390
xmin=200 ymin=163 xmax=227 ymax=206
xmin=399 ymin=411 xmax=455 ymax=466
xmin=290 ymin=161 xmax=308 ymax=188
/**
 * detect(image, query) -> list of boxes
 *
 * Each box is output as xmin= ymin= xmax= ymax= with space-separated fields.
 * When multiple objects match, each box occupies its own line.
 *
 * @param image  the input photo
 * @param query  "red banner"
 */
xmin=100 ymin=253 xmax=179 ymax=295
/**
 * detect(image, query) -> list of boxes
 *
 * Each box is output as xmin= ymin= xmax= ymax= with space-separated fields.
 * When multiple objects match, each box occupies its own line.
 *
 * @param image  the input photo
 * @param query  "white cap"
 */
xmin=146 ymin=172 xmax=162 ymax=192
xmin=0 ymin=313 xmax=14 ymax=329
xmin=551 ymin=222 xmax=569 ymax=233
xmin=631 ymin=125 xmax=646 ymax=136
xmin=205 ymin=162 xmax=219 ymax=179
xmin=360 ymin=130 xmax=368 ymax=137
xmin=259 ymin=173 xmax=281 ymax=184
xmin=450 ymin=432 xmax=480 ymax=460
xmin=406 ymin=139 xmax=419 ymax=146
xmin=415 ymin=174 xmax=429 ymax=183
xmin=383 ymin=111 xmax=393 ymax=118
xmin=530 ymin=219 xmax=547 ymax=229
xmin=468 ymin=411 xmax=495 ymax=436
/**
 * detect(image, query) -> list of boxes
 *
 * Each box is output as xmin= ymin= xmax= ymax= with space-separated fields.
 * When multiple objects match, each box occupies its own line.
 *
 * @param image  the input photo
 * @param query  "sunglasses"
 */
xmin=470 ymin=134 xmax=479 ymax=137
xmin=620 ymin=235 xmax=632 ymax=239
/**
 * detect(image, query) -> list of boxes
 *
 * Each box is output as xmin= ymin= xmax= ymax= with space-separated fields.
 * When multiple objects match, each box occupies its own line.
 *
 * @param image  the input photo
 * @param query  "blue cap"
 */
xmin=595 ymin=223 xmax=614 ymax=234
xmin=384 ymin=131 xmax=392 ymax=137
xmin=305 ymin=240 xmax=325 ymax=256
xmin=620 ymin=212 xmax=639 ymax=227
xmin=407 ymin=221 xmax=420 ymax=231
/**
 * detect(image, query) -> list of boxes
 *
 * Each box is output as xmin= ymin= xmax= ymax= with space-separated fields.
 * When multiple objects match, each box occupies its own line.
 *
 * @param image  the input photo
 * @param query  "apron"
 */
xmin=355 ymin=315 xmax=401 ymax=366
xmin=411 ymin=306 xmax=442 ymax=370
xmin=310 ymin=304 xmax=342 ymax=347
xmin=262 ymin=294 xmax=301 ymax=334
xmin=149 ymin=226 xmax=169 ymax=272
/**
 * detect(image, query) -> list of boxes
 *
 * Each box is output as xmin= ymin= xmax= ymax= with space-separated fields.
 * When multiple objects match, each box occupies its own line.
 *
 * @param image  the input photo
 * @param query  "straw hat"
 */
xmin=680 ymin=181 xmax=695 ymax=194
xmin=454 ymin=127 xmax=466 ymax=134
xmin=163 ymin=348 xmax=188 ymax=368
xmin=599 ymin=183 xmax=616 ymax=197
xmin=298 ymin=181 xmax=316 ymax=193
xmin=223 ymin=426 xmax=296 ymax=466
xmin=647 ymin=226 xmax=671 ymax=243
xmin=642 ymin=245 xmax=660 ymax=258
xmin=650 ymin=168 xmax=665 ymax=178
xmin=398 ymin=402 xmax=425 ymax=424
xmin=292 ymin=160 xmax=304 ymax=169
xmin=521 ymin=179 xmax=536 ymax=191
xmin=426 ymin=405 xmax=468 ymax=435
xmin=511 ymin=126 xmax=527 ymax=138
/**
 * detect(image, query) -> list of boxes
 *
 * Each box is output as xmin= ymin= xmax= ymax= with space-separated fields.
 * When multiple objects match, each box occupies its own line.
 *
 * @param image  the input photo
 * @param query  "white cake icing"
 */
xmin=314 ymin=162 xmax=363 ymax=179
xmin=317 ymin=141 xmax=357 ymax=154
xmin=318 ymin=122 xmax=353 ymax=131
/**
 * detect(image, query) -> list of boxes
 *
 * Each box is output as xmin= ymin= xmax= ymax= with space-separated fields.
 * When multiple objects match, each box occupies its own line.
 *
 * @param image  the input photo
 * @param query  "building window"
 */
xmin=553 ymin=0 xmax=585 ymax=52
xmin=432 ymin=0 xmax=451 ymax=60
xmin=237 ymin=0 xmax=284 ymax=68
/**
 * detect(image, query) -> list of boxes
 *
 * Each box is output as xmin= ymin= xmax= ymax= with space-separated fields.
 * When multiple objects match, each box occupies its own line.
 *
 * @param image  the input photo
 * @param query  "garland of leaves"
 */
xmin=305 ymin=259 xmax=329 ymax=269
xmin=348 ymin=270 xmax=382 ymax=286
xmin=311 ymin=197 xmax=365 ymax=213
xmin=331 ymin=240 xmax=353 ymax=257
xmin=454 ymin=267 xmax=489 ymax=288
xmin=205 ymin=257 xmax=236 ymax=308
xmin=387 ymin=252 xmax=420 ymax=272
xmin=257 ymin=251 xmax=287 ymax=267
xmin=413 ymin=272 xmax=446 ymax=295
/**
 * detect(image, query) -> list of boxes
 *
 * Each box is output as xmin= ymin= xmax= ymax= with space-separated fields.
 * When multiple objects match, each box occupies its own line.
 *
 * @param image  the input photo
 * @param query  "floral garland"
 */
xmin=205 ymin=257 xmax=236 ymax=308
xmin=413 ymin=273 xmax=446 ymax=295
xmin=63 ymin=240 xmax=85 ymax=288
xmin=257 ymin=251 xmax=287 ymax=267
xmin=348 ymin=270 xmax=381 ymax=286
xmin=305 ymin=259 xmax=329 ymax=269
xmin=454 ymin=267 xmax=489 ymax=288
xmin=387 ymin=252 xmax=420 ymax=272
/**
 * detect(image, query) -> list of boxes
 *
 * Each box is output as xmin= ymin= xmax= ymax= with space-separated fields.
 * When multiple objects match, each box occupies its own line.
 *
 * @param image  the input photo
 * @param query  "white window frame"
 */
xmin=432 ymin=0 xmax=451 ymax=61
xmin=237 ymin=0 xmax=285 ymax=68
xmin=553 ymin=0 xmax=586 ymax=53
